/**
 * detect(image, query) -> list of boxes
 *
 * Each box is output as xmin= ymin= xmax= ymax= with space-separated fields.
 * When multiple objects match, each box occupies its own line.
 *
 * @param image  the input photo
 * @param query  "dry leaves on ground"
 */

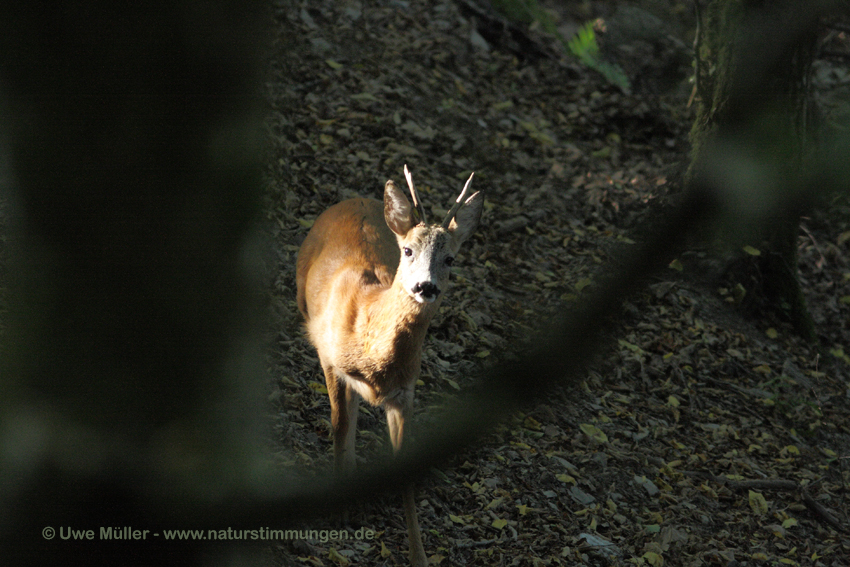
xmin=265 ymin=1 xmax=850 ymax=565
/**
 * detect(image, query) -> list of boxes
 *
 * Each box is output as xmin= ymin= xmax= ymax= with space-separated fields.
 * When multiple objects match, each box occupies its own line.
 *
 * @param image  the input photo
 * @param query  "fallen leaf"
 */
xmin=328 ymin=547 xmax=349 ymax=565
xmin=556 ymin=474 xmax=576 ymax=484
xmin=350 ymin=92 xmax=378 ymax=102
xmin=579 ymin=423 xmax=608 ymax=443
xmin=748 ymin=490 xmax=769 ymax=516
xmin=634 ymin=475 xmax=659 ymax=496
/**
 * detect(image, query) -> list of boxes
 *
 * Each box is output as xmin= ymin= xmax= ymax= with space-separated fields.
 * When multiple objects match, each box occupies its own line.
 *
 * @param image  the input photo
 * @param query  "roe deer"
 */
xmin=295 ymin=165 xmax=483 ymax=567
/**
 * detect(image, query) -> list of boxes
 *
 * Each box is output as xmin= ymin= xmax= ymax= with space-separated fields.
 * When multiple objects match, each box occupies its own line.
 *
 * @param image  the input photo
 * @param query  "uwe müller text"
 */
xmin=58 ymin=526 xmax=151 ymax=540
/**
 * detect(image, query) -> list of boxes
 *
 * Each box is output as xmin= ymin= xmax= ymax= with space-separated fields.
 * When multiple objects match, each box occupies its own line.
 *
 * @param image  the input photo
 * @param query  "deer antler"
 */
xmin=403 ymin=164 xmax=427 ymax=225
xmin=441 ymin=171 xmax=475 ymax=229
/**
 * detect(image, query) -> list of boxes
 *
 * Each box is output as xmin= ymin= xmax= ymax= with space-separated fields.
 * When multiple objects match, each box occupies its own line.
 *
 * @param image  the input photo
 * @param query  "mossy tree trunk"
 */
xmin=689 ymin=0 xmax=819 ymax=342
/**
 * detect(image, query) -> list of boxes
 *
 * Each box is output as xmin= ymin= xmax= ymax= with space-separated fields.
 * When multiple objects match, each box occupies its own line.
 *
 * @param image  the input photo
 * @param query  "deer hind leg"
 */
xmin=386 ymin=391 xmax=428 ymax=567
xmin=323 ymin=364 xmax=359 ymax=475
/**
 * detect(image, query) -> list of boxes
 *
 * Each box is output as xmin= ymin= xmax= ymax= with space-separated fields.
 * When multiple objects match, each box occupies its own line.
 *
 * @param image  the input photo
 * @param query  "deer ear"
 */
xmin=384 ymin=180 xmax=414 ymax=236
xmin=448 ymin=190 xmax=483 ymax=246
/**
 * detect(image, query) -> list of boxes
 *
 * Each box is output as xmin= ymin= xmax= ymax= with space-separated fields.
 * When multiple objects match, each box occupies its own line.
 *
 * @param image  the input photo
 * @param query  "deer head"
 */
xmin=383 ymin=165 xmax=483 ymax=304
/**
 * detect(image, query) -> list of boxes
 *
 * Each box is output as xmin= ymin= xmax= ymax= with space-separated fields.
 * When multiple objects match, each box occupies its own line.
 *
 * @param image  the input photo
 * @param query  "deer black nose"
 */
xmin=413 ymin=281 xmax=440 ymax=299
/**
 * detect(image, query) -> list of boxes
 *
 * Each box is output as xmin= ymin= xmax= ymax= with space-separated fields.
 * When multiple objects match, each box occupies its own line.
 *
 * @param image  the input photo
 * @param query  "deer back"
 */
xmin=296 ymin=197 xmax=398 ymax=324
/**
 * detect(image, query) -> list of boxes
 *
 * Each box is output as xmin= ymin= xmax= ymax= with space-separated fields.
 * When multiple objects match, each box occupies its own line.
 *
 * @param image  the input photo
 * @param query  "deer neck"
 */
xmin=359 ymin=278 xmax=437 ymax=368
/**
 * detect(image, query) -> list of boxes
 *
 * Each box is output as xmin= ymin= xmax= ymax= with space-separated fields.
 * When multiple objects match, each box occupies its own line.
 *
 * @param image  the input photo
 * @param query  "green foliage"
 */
xmin=565 ymin=22 xmax=631 ymax=92
xmin=490 ymin=1 xmax=630 ymax=92
xmin=566 ymin=20 xmax=597 ymax=60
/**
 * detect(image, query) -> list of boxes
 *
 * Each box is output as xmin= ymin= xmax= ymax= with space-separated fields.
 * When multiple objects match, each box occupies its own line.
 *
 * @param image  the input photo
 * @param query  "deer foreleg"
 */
xmin=386 ymin=394 xmax=427 ymax=567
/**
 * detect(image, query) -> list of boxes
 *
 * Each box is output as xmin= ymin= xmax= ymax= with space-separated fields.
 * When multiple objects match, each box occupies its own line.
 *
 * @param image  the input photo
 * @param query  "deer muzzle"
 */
xmin=411 ymin=281 xmax=440 ymax=303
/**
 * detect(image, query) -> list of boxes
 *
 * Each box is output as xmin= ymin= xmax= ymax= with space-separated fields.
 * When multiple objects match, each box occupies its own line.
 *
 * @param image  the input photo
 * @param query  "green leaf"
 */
xmin=574 ymin=277 xmax=593 ymax=292
xmin=567 ymin=22 xmax=599 ymax=61
xmin=350 ymin=92 xmax=378 ymax=102
xmin=782 ymin=517 xmax=798 ymax=529
xmin=579 ymin=423 xmax=608 ymax=443
xmin=328 ymin=547 xmax=349 ymax=565
xmin=748 ymin=490 xmax=768 ymax=516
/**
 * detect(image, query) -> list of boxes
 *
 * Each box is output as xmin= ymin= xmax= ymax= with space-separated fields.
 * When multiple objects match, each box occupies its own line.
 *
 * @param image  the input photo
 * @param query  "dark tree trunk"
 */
xmin=0 ymin=2 xmax=268 ymax=564
xmin=688 ymin=0 xmax=818 ymax=341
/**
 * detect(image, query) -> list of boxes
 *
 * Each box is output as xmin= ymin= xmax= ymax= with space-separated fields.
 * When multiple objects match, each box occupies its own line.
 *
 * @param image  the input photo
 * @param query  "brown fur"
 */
xmin=297 ymin=198 xmax=438 ymax=406
xmin=296 ymin=179 xmax=482 ymax=567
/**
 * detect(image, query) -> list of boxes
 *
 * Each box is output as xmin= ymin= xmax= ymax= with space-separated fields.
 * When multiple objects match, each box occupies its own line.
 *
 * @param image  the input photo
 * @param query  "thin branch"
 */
xmin=802 ymin=489 xmax=846 ymax=533
xmin=161 ymin=171 xmax=724 ymax=531
xmin=456 ymin=538 xmax=497 ymax=549
xmin=727 ymin=479 xmax=798 ymax=491
xmin=687 ymin=473 xmax=847 ymax=534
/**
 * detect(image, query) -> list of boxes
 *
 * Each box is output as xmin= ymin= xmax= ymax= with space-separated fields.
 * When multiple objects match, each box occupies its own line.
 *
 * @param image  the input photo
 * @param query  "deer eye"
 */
xmin=403 ymin=247 xmax=413 ymax=257
xmin=445 ymin=256 xmax=454 ymax=266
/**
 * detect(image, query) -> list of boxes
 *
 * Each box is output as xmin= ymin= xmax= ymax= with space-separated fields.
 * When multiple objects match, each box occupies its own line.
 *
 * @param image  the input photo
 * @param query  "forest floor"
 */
xmin=264 ymin=1 xmax=850 ymax=566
